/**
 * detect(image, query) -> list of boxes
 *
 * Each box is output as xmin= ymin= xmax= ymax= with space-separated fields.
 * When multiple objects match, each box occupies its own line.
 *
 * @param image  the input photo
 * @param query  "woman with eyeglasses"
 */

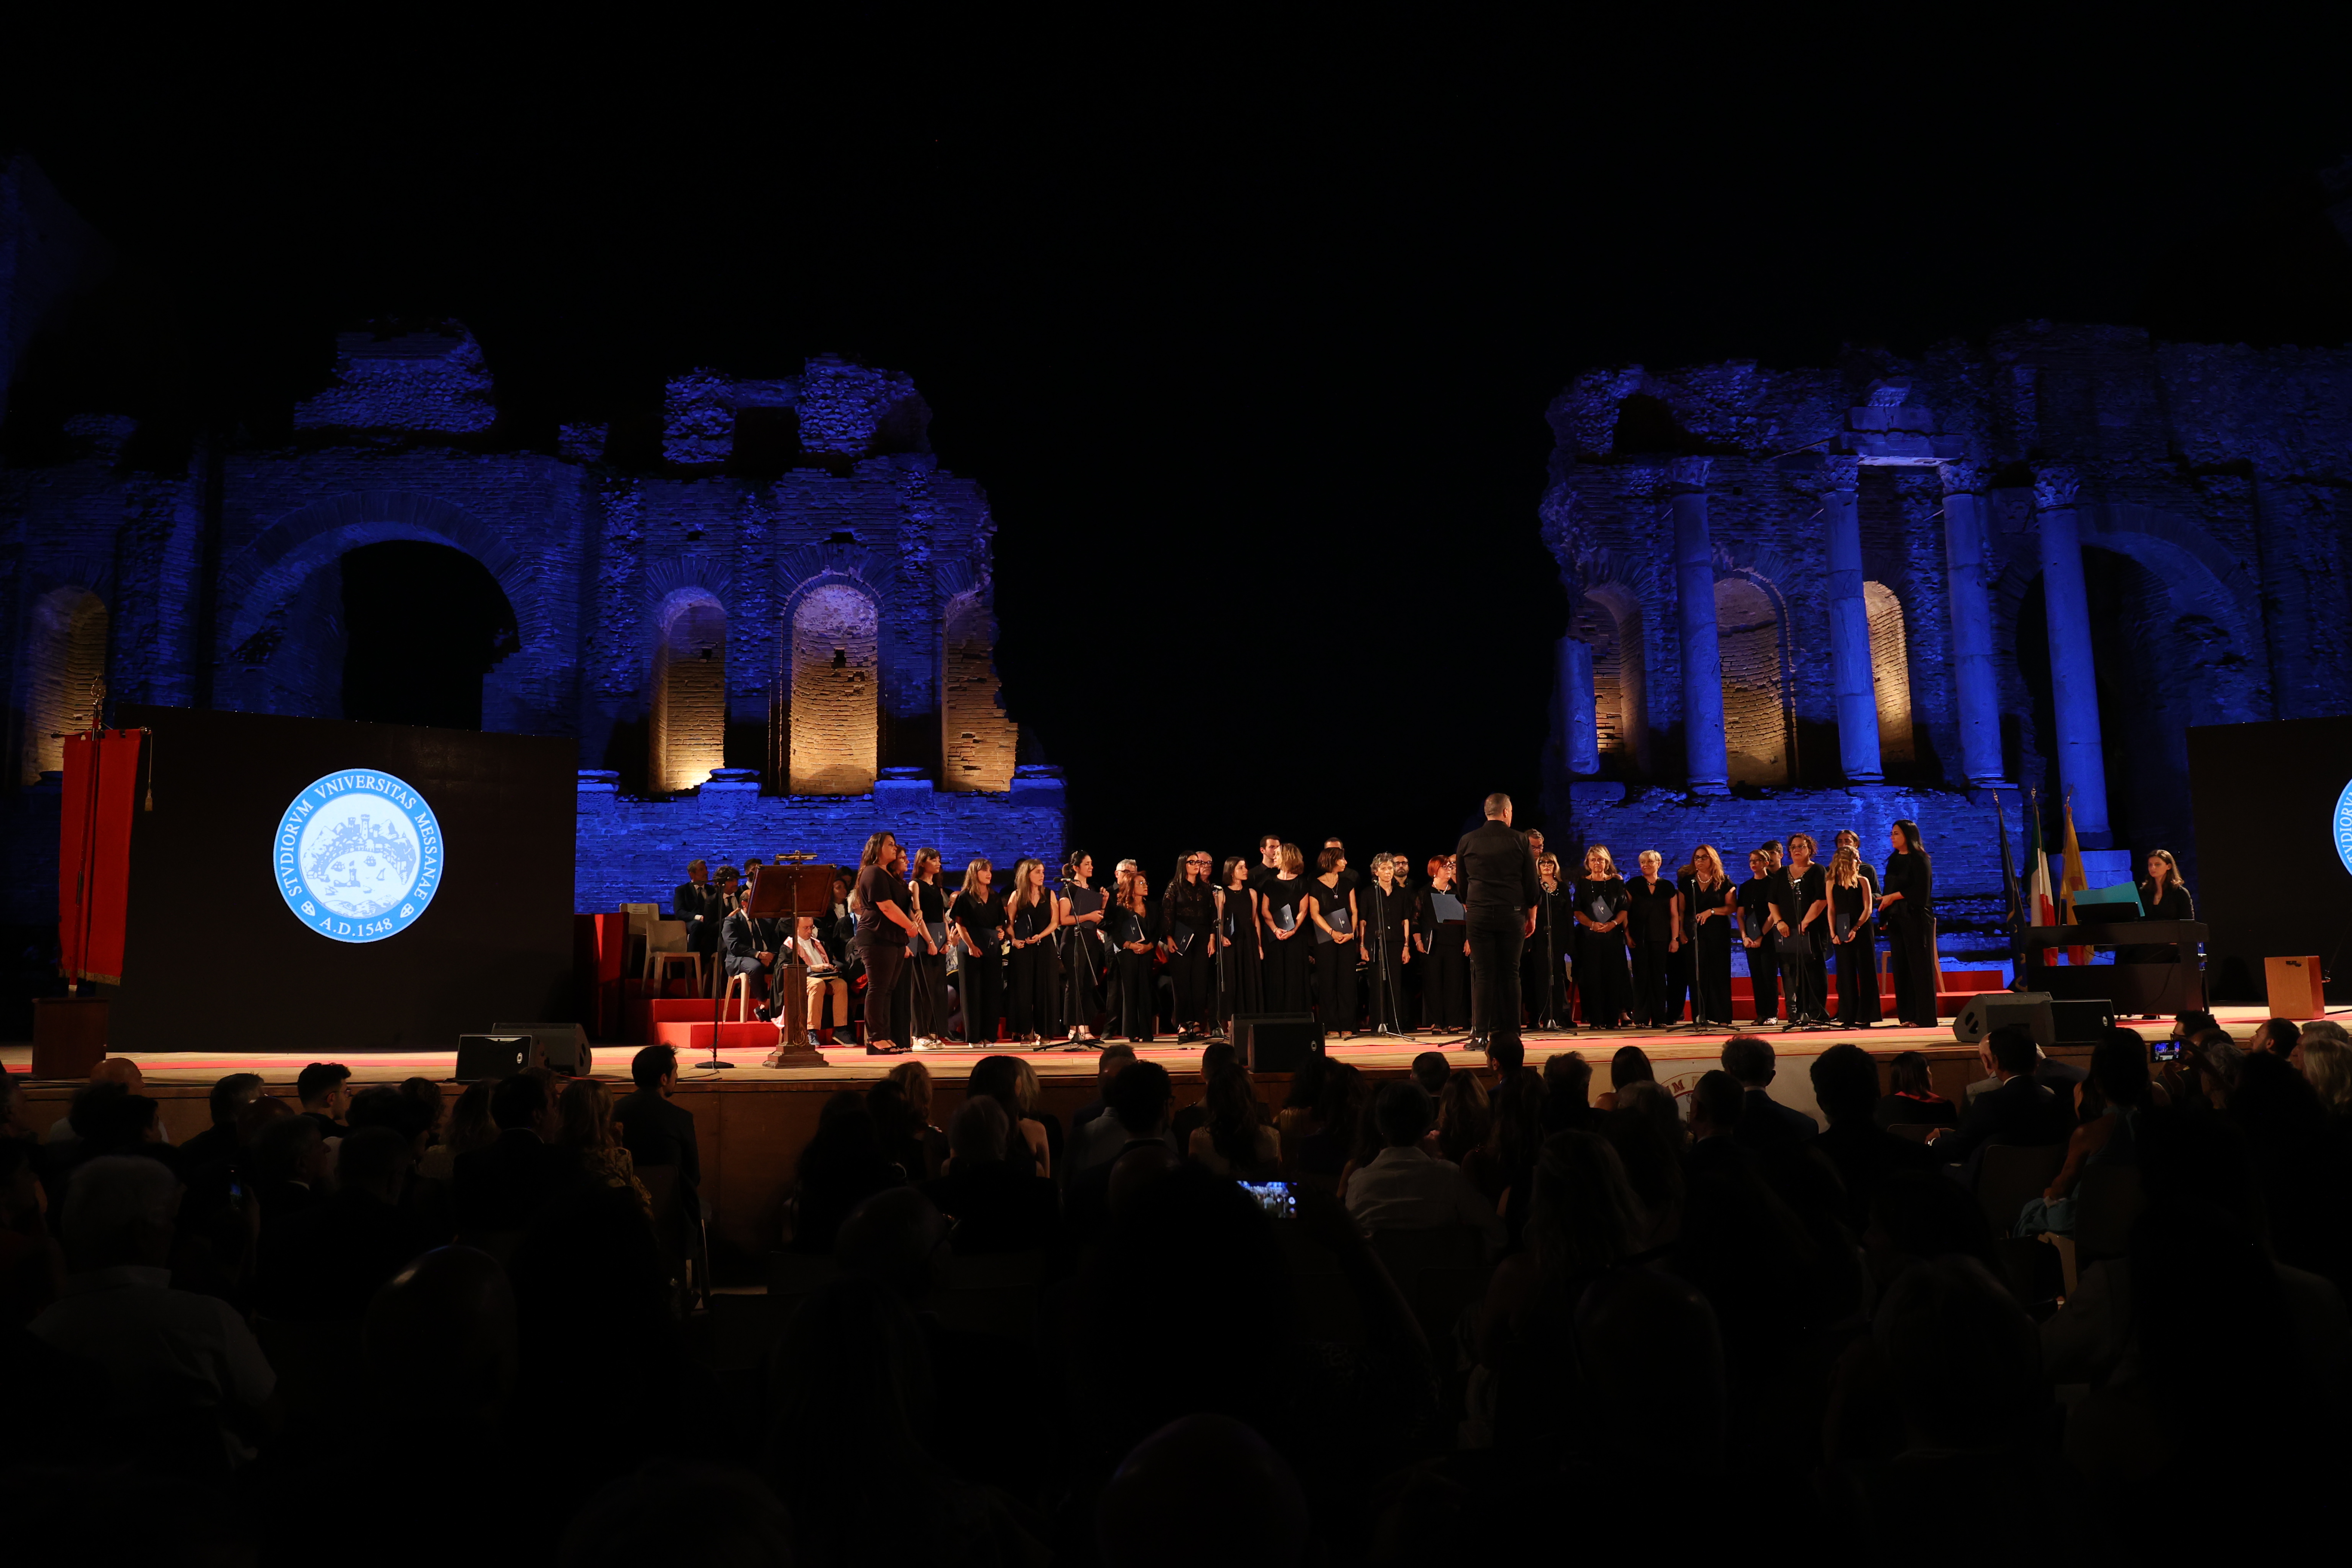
xmin=1216 ymin=854 xmax=1264 ymax=1026
xmin=1414 ymin=854 xmax=1469 ymax=1032
xmin=1004 ymin=857 xmax=1061 ymax=1045
xmin=1683 ymin=845 xmax=1737 ymax=1028
xmin=1165 ymin=851 xmax=1218 ymax=1038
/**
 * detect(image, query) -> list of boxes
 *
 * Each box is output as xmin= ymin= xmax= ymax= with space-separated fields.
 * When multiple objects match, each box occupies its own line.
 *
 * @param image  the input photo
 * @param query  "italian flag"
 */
xmin=2025 ymin=791 xmax=2058 ymax=930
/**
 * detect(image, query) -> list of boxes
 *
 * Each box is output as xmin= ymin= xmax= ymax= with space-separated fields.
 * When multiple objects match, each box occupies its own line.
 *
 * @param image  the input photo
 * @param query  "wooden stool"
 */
xmin=651 ymin=951 xmax=703 ymax=993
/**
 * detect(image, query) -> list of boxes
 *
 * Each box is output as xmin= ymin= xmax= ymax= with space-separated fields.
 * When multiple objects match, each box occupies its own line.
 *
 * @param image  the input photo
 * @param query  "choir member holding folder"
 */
xmin=1572 ymin=846 xmax=1632 ymax=1029
xmin=1058 ymin=852 xmax=1108 ymax=1044
xmin=1877 ymin=820 xmax=1936 ymax=1027
xmin=1006 ymin=858 xmax=1061 ymax=1044
xmin=1110 ymin=867 xmax=1166 ymax=1042
xmin=1415 ymin=855 xmax=1469 ymax=1031
xmin=1684 ymin=845 xmax=1736 ymax=1028
xmin=1164 ymin=851 xmax=1217 ymax=1038
xmin=1260 ymin=843 xmax=1312 ymax=1010
xmin=1828 ymin=844 xmax=1882 ymax=1027
xmin=1306 ymin=847 xmax=1361 ymax=1037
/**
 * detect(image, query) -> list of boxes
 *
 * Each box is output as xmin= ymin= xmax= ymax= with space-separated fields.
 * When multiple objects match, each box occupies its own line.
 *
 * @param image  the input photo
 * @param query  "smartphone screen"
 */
xmin=1238 ymin=1180 xmax=1295 ymax=1219
xmin=2152 ymin=1041 xmax=2181 ymax=1063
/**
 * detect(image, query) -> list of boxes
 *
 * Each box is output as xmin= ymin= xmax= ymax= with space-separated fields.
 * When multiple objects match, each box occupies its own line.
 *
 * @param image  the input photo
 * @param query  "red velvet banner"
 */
xmin=58 ymin=729 xmax=142 ymax=986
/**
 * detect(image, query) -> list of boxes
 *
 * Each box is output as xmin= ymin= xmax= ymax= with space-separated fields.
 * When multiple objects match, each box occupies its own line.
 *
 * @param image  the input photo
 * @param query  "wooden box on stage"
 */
xmin=2266 ymin=955 xmax=2325 ymax=1021
xmin=32 ymin=996 xmax=108 ymax=1079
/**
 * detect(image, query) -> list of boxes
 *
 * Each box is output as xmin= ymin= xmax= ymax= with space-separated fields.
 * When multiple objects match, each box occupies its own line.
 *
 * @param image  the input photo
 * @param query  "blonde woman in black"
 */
xmin=1684 ymin=844 xmax=1737 ymax=1028
xmin=1109 ymin=866 xmax=1167 ymax=1042
xmin=1005 ymin=858 xmax=1061 ymax=1044
xmin=1572 ymin=845 xmax=1632 ymax=1029
xmin=1057 ymin=852 xmax=1108 ymax=1044
xmin=949 ymin=858 xmax=1007 ymax=1045
xmin=1165 ymin=851 xmax=1217 ymax=1038
xmin=1769 ymin=831 xmax=1831 ymax=1029
xmin=1522 ymin=853 xmax=1571 ymax=1029
xmin=1827 ymin=844 xmax=1882 ymax=1028
xmin=1305 ymin=846 xmax=1362 ymax=1037
xmin=1259 ymin=842 xmax=1312 ymax=1012
xmin=1216 ymin=854 xmax=1264 ymax=1025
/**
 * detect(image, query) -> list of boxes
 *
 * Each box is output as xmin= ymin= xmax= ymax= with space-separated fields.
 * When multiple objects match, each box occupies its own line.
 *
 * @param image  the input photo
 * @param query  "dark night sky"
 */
xmin=9 ymin=16 xmax=2352 ymax=882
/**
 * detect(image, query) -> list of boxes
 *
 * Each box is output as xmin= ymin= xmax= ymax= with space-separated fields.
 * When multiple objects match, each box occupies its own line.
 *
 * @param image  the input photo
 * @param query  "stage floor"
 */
xmin=1 ymin=1005 xmax=2278 ymax=1089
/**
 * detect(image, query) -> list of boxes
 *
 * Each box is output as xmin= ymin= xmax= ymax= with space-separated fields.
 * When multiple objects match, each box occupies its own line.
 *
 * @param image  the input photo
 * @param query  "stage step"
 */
xmin=653 ymin=1021 xmax=780 ymax=1052
xmin=649 ymin=998 xmax=729 ymax=1023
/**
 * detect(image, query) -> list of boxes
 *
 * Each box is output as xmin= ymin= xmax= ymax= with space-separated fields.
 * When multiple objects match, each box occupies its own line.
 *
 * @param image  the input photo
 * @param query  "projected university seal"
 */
xmin=274 ymin=769 xmax=444 ymax=941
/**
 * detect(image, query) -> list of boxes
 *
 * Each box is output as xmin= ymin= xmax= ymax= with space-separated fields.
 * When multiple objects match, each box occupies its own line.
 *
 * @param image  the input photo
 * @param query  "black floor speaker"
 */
xmin=1236 ymin=1012 xmax=1322 ymax=1072
xmin=454 ymin=1033 xmax=533 ymax=1081
xmin=2049 ymin=998 xmax=2115 ymax=1047
xmin=493 ymin=1020 xmax=594 ymax=1075
xmin=1951 ymin=991 xmax=2056 ymax=1048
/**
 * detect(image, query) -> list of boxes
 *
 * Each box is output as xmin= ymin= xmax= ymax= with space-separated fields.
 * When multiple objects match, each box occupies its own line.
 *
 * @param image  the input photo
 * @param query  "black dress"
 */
xmin=1062 ymin=882 xmax=1108 ymax=1035
xmin=1109 ymin=902 xmax=1166 ymax=1041
xmin=952 ymin=889 xmax=1008 ymax=1044
xmin=1217 ymin=885 xmax=1263 ymax=1024
xmin=1571 ymin=877 xmax=1632 ymax=1027
xmin=1684 ymin=875 xmax=1736 ymax=1026
xmin=909 ymin=879 xmax=950 ymax=1039
xmin=1623 ymin=874 xmax=1680 ymax=1027
xmin=1164 ymin=880 xmax=1216 ymax=1030
xmin=1881 ymin=848 xmax=1937 ymax=1026
xmin=1768 ymin=864 xmax=1830 ymax=1024
xmin=1521 ymin=882 xmax=1571 ymax=1027
xmin=1417 ymin=881 xmax=1470 ymax=1030
xmin=1008 ymin=894 xmax=1061 ymax=1041
xmin=1362 ymin=879 xmax=1414 ymax=1032
xmin=1736 ymin=874 xmax=1780 ymax=1023
xmin=1260 ymin=875 xmax=1312 ymax=1011
xmin=1829 ymin=877 xmax=1883 ymax=1025
xmin=1306 ymin=876 xmax=1359 ymax=1036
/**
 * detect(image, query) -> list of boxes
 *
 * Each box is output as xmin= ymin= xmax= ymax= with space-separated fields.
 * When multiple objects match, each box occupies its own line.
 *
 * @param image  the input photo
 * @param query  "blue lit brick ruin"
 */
xmin=1 ymin=159 xmax=1061 ymax=921
xmin=1537 ymin=324 xmax=2352 ymax=968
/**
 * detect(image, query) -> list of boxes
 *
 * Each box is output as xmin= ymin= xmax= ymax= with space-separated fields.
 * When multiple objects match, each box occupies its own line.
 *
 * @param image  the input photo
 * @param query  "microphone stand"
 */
xmin=1058 ymin=870 xmax=1095 ymax=1050
xmin=1370 ymin=881 xmax=1406 ymax=1038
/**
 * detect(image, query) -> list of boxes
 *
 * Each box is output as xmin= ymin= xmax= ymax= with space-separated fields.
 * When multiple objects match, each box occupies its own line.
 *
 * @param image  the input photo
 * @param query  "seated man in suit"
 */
xmin=722 ymin=900 xmax=788 ymax=1023
xmin=1721 ymin=1035 xmax=1820 ymax=1141
xmin=452 ymin=1070 xmax=578 ymax=1234
xmin=1932 ymin=1024 xmax=2075 ymax=1175
xmin=673 ymin=858 xmax=723 ymax=990
xmin=614 ymin=1045 xmax=699 ymax=1216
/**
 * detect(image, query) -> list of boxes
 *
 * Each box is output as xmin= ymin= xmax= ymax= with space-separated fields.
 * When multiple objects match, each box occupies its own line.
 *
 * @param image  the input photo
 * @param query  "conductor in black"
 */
xmin=1454 ymin=792 xmax=1543 ymax=1051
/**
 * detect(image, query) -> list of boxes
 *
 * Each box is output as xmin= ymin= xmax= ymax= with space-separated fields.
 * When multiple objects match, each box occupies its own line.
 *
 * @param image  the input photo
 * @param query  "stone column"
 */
xmin=1668 ymin=458 xmax=1729 ymax=793
xmin=1558 ymin=634 xmax=1599 ymax=777
xmin=1938 ymin=461 xmax=2010 ymax=787
xmin=2033 ymin=467 xmax=2111 ymax=845
xmin=1820 ymin=456 xmax=1883 ymax=782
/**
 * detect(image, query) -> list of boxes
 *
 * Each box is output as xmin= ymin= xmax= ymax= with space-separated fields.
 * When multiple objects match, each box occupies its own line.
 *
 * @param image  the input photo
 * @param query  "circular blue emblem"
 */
xmin=2336 ymin=779 xmax=2352 ymax=881
xmin=274 ymin=769 xmax=444 ymax=942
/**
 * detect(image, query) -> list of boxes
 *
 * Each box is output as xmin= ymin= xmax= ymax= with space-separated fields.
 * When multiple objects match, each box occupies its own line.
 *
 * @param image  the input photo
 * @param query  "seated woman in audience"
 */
xmin=1012 ymin=1058 xmax=1064 ymax=1178
xmin=418 ymin=1078 xmax=496 ymax=1182
xmin=1872 ymin=1049 xmax=1957 ymax=1130
xmin=1187 ymin=1065 xmax=1279 ymax=1178
xmin=966 ymin=1055 xmax=1052 ymax=1179
xmin=1482 ymin=1069 xmax=1550 ymax=1243
xmin=881 ymin=1059 xmax=948 ymax=1181
xmin=1594 ymin=1044 xmax=1653 ymax=1112
xmin=920 ymin=1098 xmax=1059 ymax=1255
xmin=1292 ymin=1060 xmax=1368 ymax=1181
xmin=1436 ymin=1070 xmax=1491 ymax=1167
xmin=557 ymin=1077 xmax=651 ymax=1216
xmin=788 ymin=1091 xmax=903 ymax=1254
xmin=2014 ymin=1028 xmax=2153 ymax=1237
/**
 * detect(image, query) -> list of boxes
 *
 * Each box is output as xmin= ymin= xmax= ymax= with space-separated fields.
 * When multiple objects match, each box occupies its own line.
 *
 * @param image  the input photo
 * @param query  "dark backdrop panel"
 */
xmin=112 ymin=705 xmax=577 ymax=1053
xmin=2187 ymin=716 xmax=2352 ymax=1004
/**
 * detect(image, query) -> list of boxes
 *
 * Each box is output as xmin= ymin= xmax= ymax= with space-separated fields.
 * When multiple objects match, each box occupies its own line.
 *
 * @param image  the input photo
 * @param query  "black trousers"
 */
xmin=1466 ymin=920 xmax=1526 ymax=1046
xmin=1008 ymin=942 xmax=1058 ymax=1039
xmin=1743 ymin=940 xmax=1779 ymax=1022
xmin=1313 ymin=940 xmax=1359 ymax=1035
xmin=1364 ymin=937 xmax=1410 ymax=1032
xmin=1690 ymin=919 xmax=1733 ymax=1025
xmin=1886 ymin=911 xmax=1937 ymax=1026
xmin=908 ymin=950 xmax=947 ymax=1038
xmin=1424 ymin=928 xmax=1468 ymax=1029
xmin=1834 ymin=929 xmax=1883 ymax=1024
xmin=1661 ymin=942 xmax=1690 ymax=1026
xmin=961 ymin=949 xmax=1004 ymax=1043
xmin=1168 ymin=937 xmax=1214 ymax=1028
xmin=1064 ymin=930 xmax=1105 ymax=1034
xmin=1521 ymin=922 xmax=1568 ymax=1027
xmin=1218 ymin=939 xmax=1262 ymax=1026
xmin=1262 ymin=932 xmax=1311 ymax=1011
xmin=1114 ymin=950 xmax=1158 ymax=1040
xmin=1631 ymin=939 xmax=1674 ymax=1027
xmin=860 ymin=943 xmax=907 ymax=1046
xmin=1777 ymin=939 xmax=1827 ymax=1023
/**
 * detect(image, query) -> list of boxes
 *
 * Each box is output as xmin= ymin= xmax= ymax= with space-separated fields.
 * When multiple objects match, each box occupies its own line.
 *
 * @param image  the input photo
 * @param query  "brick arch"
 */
xmin=18 ymin=585 xmax=110 ymax=784
xmin=781 ymin=573 xmax=882 ymax=795
xmin=1574 ymin=580 xmax=1648 ymax=772
xmin=2081 ymin=503 xmax=2261 ymax=675
xmin=219 ymin=490 xmax=545 ymax=655
xmin=651 ymin=587 xmax=728 ymax=792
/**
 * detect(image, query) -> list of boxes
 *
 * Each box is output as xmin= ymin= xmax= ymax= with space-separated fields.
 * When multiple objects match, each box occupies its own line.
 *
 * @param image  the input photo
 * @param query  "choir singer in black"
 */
xmin=1454 ymin=792 xmax=1543 ymax=1055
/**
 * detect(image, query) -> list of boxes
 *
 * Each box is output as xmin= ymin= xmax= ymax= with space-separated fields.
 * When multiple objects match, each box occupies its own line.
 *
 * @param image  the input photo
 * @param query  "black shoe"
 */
xmin=754 ymin=1006 xmax=775 ymax=1023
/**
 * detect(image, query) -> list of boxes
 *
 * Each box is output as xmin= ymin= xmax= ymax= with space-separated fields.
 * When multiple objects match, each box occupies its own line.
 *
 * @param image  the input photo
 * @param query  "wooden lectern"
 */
xmin=2265 ymin=955 xmax=2325 ymax=1022
xmin=746 ymin=860 xmax=836 ymax=1066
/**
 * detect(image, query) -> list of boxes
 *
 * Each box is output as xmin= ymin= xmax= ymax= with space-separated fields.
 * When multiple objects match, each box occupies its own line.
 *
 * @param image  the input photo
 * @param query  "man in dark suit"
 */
xmin=1808 ymin=1042 xmax=1936 ymax=1234
xmin=1453 ymin=792 xmax=1543 ymax=1054
xmin=452 ymin=1070 xmax=578 ymax=1234
xmin=1933 ymin=1024 xmax=2073 ymax=1173
xmin=1721 ymin=1035 xmax=1819 ymax=1141
xmin=723 ymin=901 xmax=786 ymax=1022
xmin=614 ymin=1045 xmax=700 ymax=1204
xmin=673 ymin=858 xmax=723 ymax=994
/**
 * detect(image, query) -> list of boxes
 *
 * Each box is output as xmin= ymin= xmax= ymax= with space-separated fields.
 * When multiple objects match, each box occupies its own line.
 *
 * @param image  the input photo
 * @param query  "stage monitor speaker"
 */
xmin=2049 ymin=998 xmax=2113 ymax=1047
xmin=492 ymin=1020 xmax=593 ymax=1075
xmin=455 ymin=1034 xmax=533 ymax=1082
xmin=1951 ymin=991 xmax=2055 ymax=1049
xmin=1237 ymin=1012 xmax=1321 ymax=1073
